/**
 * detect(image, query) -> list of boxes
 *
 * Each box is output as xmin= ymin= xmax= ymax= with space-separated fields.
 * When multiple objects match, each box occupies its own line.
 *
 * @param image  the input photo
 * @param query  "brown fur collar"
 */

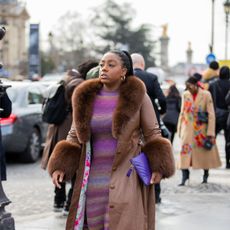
xmin=72 ymin=77 xmax=146 ymax=143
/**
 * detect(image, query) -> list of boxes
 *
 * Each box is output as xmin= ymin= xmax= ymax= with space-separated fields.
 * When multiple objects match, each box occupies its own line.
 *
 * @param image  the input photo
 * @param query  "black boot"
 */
xmin=155 ymin=183 xmax=162 ymax=204
xmin=226 ymin=150 xmax=230 ymax=169
xmin=202 ymin=169 xmax=209 ymax=184
xmin=178 ymin=169 xmax=190 ymax=186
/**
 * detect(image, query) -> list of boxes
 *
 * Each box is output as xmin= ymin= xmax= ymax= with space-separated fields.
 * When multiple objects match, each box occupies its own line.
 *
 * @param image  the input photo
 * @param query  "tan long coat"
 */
xmin=48 ymin=77 xmax=175 ymax=230
xmin=177 ymin=88 xmax=221 ymax=169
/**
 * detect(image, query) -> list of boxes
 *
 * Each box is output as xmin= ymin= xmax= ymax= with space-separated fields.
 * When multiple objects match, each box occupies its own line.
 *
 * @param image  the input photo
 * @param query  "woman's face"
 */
xmin=186 ymin=82 xmax=198 ymax=94
xmin=99 ymin=52 xmax=127 ymax=90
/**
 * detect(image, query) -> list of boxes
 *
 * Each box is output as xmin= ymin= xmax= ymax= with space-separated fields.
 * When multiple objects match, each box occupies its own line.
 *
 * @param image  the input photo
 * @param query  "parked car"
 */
xmin=40 ymin=73 xmax=64 ymax=83
xmin=0 ymin=81 xmax=48 ymax=163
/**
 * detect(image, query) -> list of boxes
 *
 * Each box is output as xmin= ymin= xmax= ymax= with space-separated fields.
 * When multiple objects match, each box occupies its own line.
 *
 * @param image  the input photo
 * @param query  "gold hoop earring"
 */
xmin=121 ymin=76 xmax=126 ymax=81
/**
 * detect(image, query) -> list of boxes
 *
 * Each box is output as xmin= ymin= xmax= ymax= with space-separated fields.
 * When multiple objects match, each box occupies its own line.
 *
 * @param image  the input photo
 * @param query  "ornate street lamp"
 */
xmin=224 ymin=0 xmax=230 ymax=59
xmin=210 ymin=0 xmax=215 ymax=53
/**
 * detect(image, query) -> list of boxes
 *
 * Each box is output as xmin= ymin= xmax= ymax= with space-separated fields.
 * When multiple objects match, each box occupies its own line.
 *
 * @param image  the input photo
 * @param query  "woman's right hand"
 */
xmin=52 ymin=170 xmax=65 ymax=189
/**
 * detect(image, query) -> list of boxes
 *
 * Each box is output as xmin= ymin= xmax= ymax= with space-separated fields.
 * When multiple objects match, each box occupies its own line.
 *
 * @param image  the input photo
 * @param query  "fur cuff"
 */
xmin=142 ymin=137 xmax=175 ymax=178
xmin=47 ymin=140 xmax=81 ymax=181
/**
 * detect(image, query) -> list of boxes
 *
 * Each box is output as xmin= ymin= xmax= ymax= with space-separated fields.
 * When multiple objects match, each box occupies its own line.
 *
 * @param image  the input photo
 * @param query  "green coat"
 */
xmin=177 ymin=88 xmax=221 ymax=169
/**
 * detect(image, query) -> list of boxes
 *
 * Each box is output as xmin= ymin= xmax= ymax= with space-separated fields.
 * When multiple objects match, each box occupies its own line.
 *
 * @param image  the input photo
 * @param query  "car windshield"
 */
xmin=40 ymin=73 xmax=64 ymax=82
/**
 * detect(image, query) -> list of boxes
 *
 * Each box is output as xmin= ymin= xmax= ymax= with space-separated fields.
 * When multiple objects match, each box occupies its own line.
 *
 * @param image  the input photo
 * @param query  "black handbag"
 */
xmin=197 ymin=111 xmax=208 ymax=123
xmin=203 ymin=138 xmax=213 ymax=150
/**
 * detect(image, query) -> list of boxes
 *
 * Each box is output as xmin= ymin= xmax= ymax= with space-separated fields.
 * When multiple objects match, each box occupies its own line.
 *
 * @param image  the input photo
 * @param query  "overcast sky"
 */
xmin=22 ymin=0 xmax=228 ymax=66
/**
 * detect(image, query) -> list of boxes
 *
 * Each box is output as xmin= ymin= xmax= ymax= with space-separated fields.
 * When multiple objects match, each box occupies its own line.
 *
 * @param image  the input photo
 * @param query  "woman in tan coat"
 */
xmin=48 ymin=50 xmax=175 ymax=230
xmin=177 ymin=74 xmax=221 ymax=186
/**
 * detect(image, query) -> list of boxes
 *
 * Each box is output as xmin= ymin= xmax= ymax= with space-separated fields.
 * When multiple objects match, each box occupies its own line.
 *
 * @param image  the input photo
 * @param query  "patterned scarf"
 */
xmin=74 ymin=142 xmax=91 ymax=229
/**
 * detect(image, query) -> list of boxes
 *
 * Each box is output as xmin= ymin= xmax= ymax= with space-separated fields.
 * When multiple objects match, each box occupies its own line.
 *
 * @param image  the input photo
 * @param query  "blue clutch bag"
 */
xmin=127 ymin=152 xmax=152 ymax=186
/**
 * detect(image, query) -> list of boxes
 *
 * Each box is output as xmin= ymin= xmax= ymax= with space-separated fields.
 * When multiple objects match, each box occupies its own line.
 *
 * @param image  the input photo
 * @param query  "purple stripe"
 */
xmin=86 ymin=89 xmax=118 ymax=228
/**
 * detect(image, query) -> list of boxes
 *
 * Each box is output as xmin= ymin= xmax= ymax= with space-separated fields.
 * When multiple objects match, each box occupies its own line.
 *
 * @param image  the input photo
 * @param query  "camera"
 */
xmin=0 ymin=27 xmax=6 ymax=40
xmin=0 ymin=80 xmax=11 ymax=97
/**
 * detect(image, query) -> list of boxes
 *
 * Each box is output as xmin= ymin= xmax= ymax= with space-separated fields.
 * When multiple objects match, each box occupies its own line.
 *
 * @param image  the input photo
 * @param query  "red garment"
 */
xmin=192 ymin=93 xmax=197 ymax=101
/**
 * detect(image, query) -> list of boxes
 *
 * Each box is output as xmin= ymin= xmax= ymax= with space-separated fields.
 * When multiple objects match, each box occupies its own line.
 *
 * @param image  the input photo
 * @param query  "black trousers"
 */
xmin=216 ymin=121 xmax=230 ymax=166
xmin=155 ymin=183 xmax=161 ymax=201
xmin=54 ymin=175 xmax=76 ymax=205
xmin=164 ymin=122 xmax=177 ymax=144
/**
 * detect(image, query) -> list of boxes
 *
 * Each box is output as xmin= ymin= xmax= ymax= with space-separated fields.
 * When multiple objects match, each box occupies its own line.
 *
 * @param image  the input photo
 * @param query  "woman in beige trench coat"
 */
xmin=47 ymin=50 xmax=175 ymax=230
xmin=177 ymin=74 xmax=221 ymax=185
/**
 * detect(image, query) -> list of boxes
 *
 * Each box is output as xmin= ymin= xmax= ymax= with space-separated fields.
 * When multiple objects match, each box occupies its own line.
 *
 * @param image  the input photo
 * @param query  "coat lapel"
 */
xmin=71 ymin=77 xmax=146 ymax=143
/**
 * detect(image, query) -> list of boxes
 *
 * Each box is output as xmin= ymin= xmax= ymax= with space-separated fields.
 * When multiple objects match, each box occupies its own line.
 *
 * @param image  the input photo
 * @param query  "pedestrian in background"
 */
xmin=209 ymin=66 xmax=230 ymax=169
xmin=41 ymin=69 xmax=83 ymax=214
xmin=201 ymin=60 xmax=219 ymax=89
xmin=41 ymin=60 xmax=98 ymax=215
xmin=48 ymin=50 xmax=175 ymax=230
xmin=131 ymin=52 xmax=167 ymax=204
xmin=177 ymin=74 xmax=221 ymax=186
xmin=131 ymin=53 xmax=166 ymax=123
xmin=225 ymin=88 xmax=230 ymax=147
xmin=162 ymin=83 xmax=181 ymax=143
xmin=0 ymin=87 xmax=12 ymax=181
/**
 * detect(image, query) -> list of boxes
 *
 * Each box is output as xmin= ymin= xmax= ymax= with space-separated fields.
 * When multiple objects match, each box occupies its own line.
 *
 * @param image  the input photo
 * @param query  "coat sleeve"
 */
xmin=225 ymin=89 xmax=230 ymax=106
xmin=177 ymin=92 xmax=185 ymax=138
xmin=140 ymin=94 xmax=175 ymax=178
xmin=206 ymin=91 xmax=216 ymax=136
xmin=140 ymin=94 xmax=161 ymax=142
xmin=47 ymin=123 xmax=82 ymax=181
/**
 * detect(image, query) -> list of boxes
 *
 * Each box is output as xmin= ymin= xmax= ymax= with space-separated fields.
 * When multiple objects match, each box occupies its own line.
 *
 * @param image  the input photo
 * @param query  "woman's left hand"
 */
xmin=150 ymin=172 xmax=162 ymax=184
xmin=207 ymin=135 xmax=215 ymax=144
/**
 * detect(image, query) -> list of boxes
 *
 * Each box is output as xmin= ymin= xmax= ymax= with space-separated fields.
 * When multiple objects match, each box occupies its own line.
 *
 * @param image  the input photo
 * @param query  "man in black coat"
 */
xmin=209 ymin=66 xmax=230 ymax=168
xmin=131 ymin=53 xmax=167 ymax=204
xmin=0 ymin=87 xmax=12 ymax=180
xmin=131 ymin=53 xmax=166 ymax=123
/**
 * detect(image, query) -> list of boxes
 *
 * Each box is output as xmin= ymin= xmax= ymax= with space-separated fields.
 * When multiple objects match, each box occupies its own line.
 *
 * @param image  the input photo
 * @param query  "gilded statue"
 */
xmin=161 ymin=24 xmax=168 ymax=37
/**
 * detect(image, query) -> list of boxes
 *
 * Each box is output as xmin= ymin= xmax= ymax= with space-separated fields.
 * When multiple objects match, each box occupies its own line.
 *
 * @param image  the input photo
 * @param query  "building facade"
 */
xmin=0 ymin=0 xmax=29 ymax=78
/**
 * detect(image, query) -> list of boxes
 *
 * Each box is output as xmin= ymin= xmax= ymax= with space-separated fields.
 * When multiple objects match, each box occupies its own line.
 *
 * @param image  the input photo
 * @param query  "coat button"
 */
xmin=117 ymin=151 xmax=121 ymax=155
xmin=110 ymin=185 xmax=115 ymax=189
xmin=109 ymin=205 xmax=114 ymax=208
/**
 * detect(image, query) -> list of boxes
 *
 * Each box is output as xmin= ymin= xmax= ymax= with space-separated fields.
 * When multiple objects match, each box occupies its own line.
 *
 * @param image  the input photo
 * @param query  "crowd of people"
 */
xmin=1 ymin=49 xmax=229 ymax=230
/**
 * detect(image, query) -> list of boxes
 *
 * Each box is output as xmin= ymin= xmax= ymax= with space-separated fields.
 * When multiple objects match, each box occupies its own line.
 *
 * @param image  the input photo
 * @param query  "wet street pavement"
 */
xmin=3 ymin=133 xmax=230 ymax=229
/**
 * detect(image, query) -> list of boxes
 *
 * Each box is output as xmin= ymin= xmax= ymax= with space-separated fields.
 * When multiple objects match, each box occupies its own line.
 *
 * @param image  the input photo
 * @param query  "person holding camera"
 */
xmin=0 ymin=86 xmax=12 ymax=181
xmin=177 ymin=74 xmax=221 ymax=185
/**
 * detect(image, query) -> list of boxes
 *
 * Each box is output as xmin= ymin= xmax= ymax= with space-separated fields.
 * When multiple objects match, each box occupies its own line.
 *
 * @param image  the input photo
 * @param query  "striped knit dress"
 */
xmin=86 ymin=89 xmax=118 ymax=230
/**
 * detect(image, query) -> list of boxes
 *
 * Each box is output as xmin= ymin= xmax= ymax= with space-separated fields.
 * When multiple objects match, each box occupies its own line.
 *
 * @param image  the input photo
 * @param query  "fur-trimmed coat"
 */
xmin=48 ymin=77 xmax=175 ymax=230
